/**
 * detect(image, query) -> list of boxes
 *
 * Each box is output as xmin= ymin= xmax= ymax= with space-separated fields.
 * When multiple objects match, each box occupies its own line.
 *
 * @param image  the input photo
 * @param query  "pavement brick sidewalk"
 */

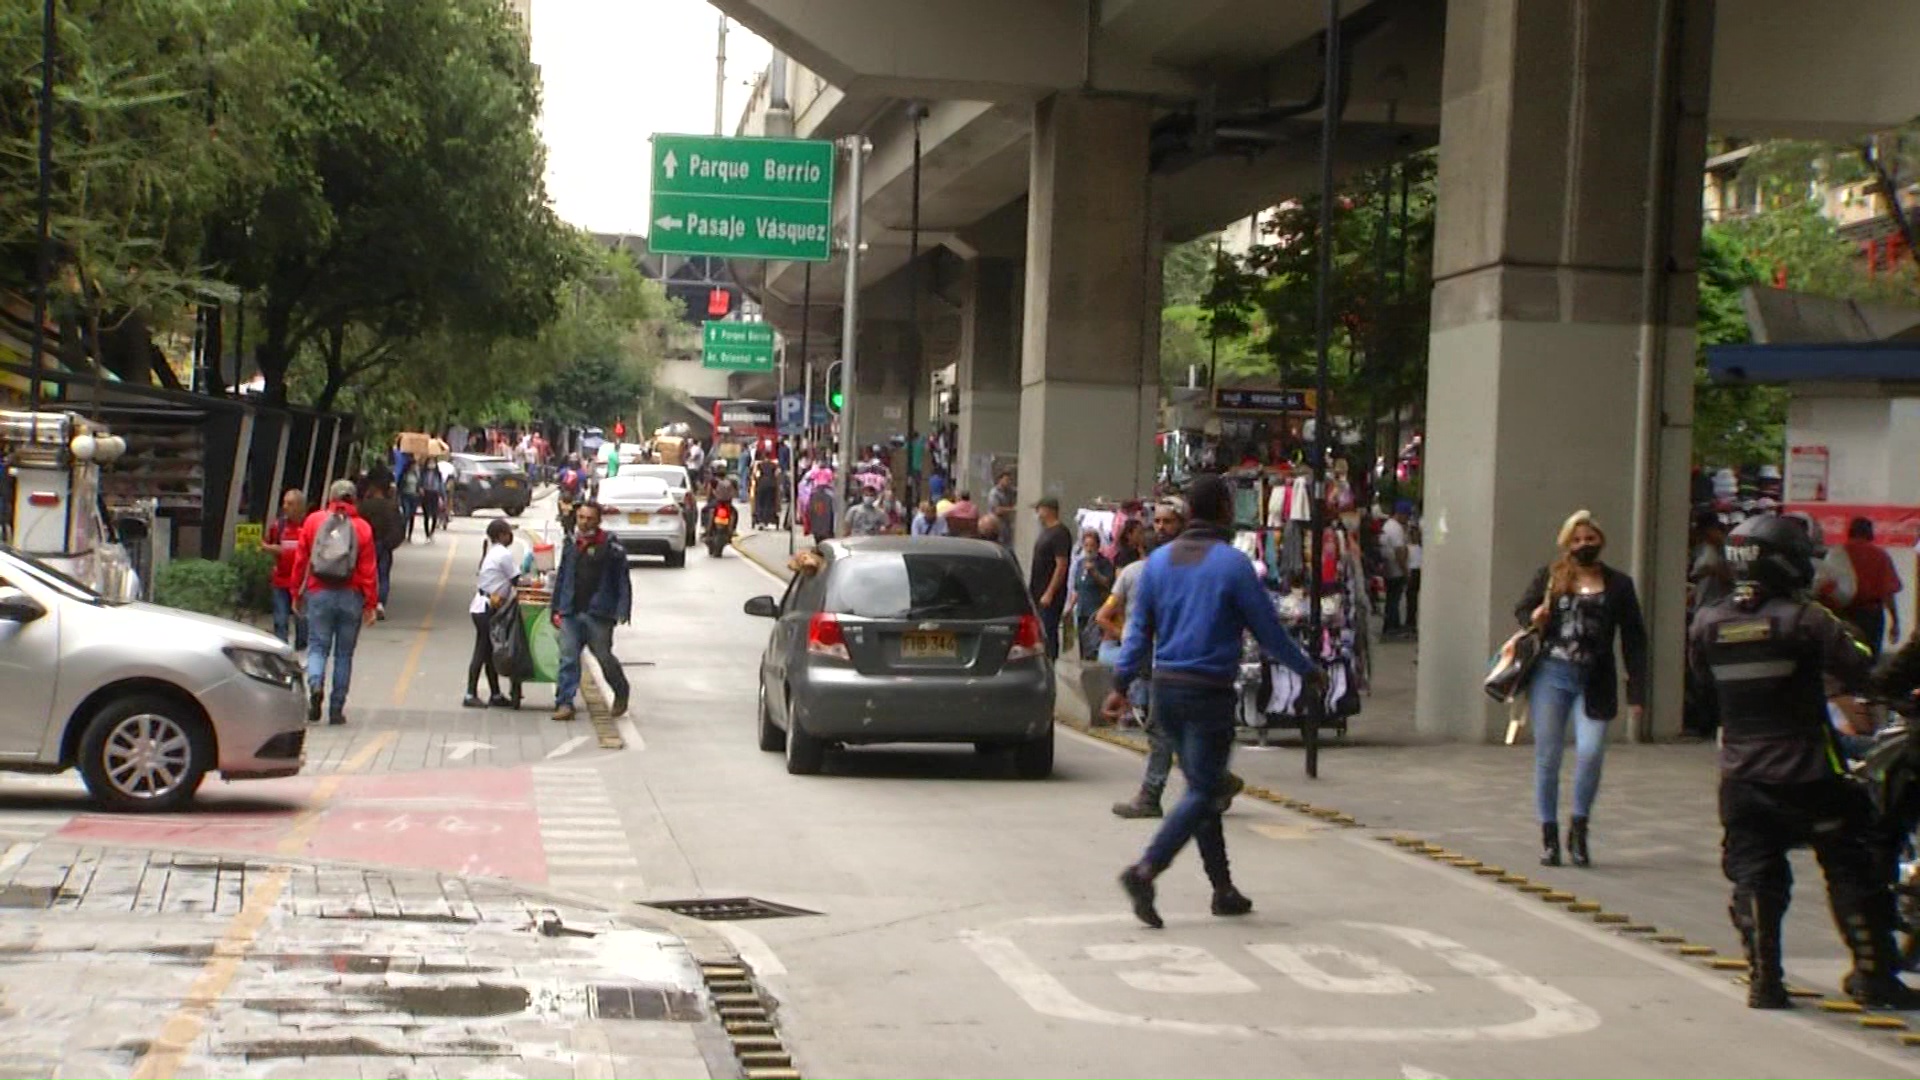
xmin=0 ymin=842 xmax=737 ymax=1079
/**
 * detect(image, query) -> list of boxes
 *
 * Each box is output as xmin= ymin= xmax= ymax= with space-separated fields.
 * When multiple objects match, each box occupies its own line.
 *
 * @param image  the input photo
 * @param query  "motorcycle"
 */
xmin=706 ymin=502 xmax=734 ymax=558
xmin=1854 ymin=701 xmax=1920 ymax=970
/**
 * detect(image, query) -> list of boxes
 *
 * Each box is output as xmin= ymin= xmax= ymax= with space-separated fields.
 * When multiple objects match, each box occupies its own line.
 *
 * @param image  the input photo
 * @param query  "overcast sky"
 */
xmin=532 ymin=1 xmax=774 ymax=237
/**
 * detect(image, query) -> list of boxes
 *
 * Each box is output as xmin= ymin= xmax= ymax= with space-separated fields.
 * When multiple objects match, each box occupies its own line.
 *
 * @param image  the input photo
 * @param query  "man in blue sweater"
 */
xmin=1104 ymin=473 xmax=1320 ymax=927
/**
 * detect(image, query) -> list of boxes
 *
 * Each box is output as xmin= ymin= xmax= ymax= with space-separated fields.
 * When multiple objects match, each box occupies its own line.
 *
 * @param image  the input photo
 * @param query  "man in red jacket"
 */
xmin=291 ymin=479 xmax=379 ymax=724
xmin=265 ymin=487 xmax=308 ymax=650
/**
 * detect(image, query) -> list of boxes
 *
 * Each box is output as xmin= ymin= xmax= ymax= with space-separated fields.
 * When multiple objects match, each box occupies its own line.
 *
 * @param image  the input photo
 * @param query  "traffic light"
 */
xmin=825 ymin=360 xmax=844 ymax=415
xmin=613 ymin=420 xmax=626 ymax=439
xmin=707 ymin=288 xmax=731 ymax=317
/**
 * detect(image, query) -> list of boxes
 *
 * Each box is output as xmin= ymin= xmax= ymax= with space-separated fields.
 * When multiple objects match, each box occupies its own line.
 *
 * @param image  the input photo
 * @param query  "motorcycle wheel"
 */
xmin=1898 ymin=838 xmax=1920 ymax=971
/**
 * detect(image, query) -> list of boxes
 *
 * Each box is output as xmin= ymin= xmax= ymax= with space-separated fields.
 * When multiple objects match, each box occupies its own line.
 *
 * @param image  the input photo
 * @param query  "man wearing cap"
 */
xmin=1031 ymin=496 xmax=1073 ymax=660
xmin=290 ymin=479 xmax=379 ymax=725
xmin=1379 ymin=500 xmax=1413 ymax=637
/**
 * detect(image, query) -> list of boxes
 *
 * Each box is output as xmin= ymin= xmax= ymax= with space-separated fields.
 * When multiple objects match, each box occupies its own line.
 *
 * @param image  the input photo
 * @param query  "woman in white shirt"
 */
xmin=465 ymin=519 xmax=524 ymax=709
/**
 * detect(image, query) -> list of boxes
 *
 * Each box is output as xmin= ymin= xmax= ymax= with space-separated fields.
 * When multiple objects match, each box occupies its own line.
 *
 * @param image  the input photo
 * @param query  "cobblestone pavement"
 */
xmin=0 ymin=842 xmax=730 ymax=1079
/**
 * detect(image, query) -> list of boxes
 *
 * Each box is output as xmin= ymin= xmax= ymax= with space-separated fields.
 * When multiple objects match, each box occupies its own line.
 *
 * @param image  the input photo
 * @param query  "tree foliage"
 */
xmin=1201 ymin=153 xmax=1437 ymax=424
xmin=1 ymin=0 xmax=665 ymax=437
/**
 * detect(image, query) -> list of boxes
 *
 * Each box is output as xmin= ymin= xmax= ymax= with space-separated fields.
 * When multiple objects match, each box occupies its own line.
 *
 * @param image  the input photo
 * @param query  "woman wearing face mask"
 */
xmin=1513 ymin=510 xmax=1648 ymax=869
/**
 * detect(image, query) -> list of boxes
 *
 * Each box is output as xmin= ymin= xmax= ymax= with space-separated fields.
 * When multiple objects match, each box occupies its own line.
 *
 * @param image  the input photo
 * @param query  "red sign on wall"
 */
xmin=1783 ymin=503 xmax=1920 ymax=547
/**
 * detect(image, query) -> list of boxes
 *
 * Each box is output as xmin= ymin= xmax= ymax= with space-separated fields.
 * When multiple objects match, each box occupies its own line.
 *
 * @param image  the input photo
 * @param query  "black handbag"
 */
xmin=1483 ymin=625 xmax=1543 ymax=704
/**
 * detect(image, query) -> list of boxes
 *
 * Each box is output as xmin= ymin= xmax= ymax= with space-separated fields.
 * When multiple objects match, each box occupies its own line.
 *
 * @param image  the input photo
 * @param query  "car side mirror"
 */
xmin=0 ymin=589 xmax=45 ymax=624
xmin=743 ymin=595 xmax=779 ymax=619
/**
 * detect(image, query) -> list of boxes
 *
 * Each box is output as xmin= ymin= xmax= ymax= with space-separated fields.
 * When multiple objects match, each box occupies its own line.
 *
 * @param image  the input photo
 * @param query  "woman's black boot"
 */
xmin=1540 ymin=822 xmax=1562 ymax=867
xmin=1568 ymin=817 xmax=1592 ymax=868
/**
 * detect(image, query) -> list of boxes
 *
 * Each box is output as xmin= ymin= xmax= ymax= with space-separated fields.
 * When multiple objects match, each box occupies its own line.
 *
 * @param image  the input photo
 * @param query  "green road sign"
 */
xmin=703 ymin=321 xmax=776 ymax=372
xmin=650 ymin=135 xmax=835 ymax=262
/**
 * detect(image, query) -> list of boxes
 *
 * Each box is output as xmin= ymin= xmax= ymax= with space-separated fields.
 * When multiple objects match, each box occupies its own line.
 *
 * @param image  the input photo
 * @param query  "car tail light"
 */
xmin=1008 ymin=614 xmax=1044 ymax=662
xmin=806 ymin=612 xmax=849 ymax=660
xmin=657 ymin=503 xmax=679 ymax=516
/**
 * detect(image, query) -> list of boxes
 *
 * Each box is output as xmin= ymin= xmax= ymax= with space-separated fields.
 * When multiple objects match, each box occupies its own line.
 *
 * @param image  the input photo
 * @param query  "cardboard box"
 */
xmin=398 ymin=432 xmax=432 ymax=455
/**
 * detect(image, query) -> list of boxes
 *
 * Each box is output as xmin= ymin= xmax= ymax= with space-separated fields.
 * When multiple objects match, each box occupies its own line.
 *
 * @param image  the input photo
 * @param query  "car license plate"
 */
xmin=503 ymin=478 xmax=522 ymax=488
xmin=628 ymin=511 xmax=650 ymax=524
xmin=902 ymin=631 xmax=957 ymax=658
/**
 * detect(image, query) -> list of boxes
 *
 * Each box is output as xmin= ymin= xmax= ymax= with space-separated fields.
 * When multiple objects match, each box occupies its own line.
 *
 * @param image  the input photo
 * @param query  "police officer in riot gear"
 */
xmin=1690 ymin=513 xmax=1920 ymax=1009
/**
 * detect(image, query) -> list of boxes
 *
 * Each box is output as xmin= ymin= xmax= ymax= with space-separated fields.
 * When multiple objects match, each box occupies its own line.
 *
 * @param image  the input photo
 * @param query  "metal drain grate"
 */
xmin=649 ymin=896 xmax=817 ymax=922
xmin=590 ymin=985 xmax=706 ymax=1022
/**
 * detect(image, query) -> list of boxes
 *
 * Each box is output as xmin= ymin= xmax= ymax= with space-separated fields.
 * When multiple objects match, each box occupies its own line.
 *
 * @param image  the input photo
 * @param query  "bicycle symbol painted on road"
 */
xmin=349 ymin=813 xmax=501 ymax=836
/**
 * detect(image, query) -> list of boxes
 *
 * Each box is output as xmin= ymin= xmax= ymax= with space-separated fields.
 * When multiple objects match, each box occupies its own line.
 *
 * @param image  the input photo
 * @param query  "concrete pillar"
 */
xmin=1017 ymin=92 xmax=1159 ymax=559
xmin=853 ymin=319 xmax=912 ymax=491
xmin=956 ymin=256 xmax=1021 ymax=499
xmin=1416 ymin=0 xmax=1713 ymax=741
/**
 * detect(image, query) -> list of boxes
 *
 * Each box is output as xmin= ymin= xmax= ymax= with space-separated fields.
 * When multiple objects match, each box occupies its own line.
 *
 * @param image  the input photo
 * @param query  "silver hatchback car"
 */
xmin=744 ymin=536 xmax=1055 ymax=777
xmin=0 ymin=546 xmax=308 ymax=811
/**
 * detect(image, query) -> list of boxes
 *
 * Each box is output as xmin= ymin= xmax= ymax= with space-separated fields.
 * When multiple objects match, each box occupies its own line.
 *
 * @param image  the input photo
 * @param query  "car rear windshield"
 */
xmin=826 ymin=552 xmax=1029 ymax=620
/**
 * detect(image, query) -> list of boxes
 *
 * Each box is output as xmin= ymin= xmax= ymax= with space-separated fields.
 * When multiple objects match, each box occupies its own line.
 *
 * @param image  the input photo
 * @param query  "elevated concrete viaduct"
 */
xmin=713 ymin=0 xmax=1920 ymax=741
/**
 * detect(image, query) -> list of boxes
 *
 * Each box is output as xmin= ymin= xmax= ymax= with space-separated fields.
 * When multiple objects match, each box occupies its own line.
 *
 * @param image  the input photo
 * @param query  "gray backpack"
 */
xmin=310 ymin=511 xmax=359 ymax=585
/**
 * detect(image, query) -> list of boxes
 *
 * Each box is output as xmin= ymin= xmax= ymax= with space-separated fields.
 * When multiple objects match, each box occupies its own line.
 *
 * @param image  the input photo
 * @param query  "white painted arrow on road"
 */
xmin=654 ymin=215 xmax=683 ymax=231
xmin=662 ymin=149 xmax=678 ymax=178
xmin=1401 ymin=1066 xmax=1448 ymax=1079
xmin=445 ymin=740 xmax=495 ymax=762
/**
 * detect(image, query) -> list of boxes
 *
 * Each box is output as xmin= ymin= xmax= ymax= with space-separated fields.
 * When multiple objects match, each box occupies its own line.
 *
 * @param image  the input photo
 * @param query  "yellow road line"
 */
xmin=131 ymin=730 xmax=395 ymax=1079
xmin=391 ymin=538 xmax=463 ymax=706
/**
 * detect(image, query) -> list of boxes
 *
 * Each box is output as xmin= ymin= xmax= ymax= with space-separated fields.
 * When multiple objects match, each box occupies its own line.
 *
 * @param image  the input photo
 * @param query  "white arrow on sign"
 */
xmin=662 ymin=149 xmax=679 ymax=179
xmin=445 ymin=740 xmax=495 ymax=762
xmin=654 ymin=215 xmax=683 ymax=231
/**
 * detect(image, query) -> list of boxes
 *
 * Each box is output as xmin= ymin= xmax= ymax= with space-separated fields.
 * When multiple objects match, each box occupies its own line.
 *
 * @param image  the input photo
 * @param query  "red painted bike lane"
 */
xmin=55 ymin=766 xmax=549 ymax=883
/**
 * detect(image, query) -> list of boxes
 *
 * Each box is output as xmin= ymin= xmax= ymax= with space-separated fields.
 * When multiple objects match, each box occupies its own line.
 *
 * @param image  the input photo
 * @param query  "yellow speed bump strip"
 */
xmin=701 ymin=960 xmax=803 ymax=1079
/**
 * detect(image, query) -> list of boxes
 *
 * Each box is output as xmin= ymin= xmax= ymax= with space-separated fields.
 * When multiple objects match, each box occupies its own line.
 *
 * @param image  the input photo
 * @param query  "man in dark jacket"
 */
xmin=1104 ymin=474 xmax=1319 ymax=927
xmin=551 ymin=502 xmax=632 ymax=722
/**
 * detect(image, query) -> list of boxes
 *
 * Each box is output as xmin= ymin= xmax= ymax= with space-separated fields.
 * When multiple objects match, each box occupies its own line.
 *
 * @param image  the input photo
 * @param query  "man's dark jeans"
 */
xmin=1141 ymin=681 xmax=1236 ymax=885
xmin=1038 ymin=602 xmax=1065 ymax=661
xmin=1383 ymin=575 xmax=1406 ymax=633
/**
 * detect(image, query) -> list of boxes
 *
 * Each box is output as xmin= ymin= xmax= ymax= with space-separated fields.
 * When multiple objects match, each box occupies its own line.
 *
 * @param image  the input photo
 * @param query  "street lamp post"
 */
xmin=1305 ymin=0 xmax=1346 ymax=779
xmin=28 ymin=0 xmax=57 ymax=424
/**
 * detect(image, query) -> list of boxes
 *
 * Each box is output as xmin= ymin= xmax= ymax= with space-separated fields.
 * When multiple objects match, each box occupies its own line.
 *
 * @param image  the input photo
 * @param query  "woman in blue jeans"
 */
xmin=1514 ymin=510 xmax=1648 ymax=869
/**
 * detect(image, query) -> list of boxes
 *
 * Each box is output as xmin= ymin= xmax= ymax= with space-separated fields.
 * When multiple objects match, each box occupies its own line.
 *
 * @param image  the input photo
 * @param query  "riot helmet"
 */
xmin=1726 ymin=512 xmax=1816 ymax=595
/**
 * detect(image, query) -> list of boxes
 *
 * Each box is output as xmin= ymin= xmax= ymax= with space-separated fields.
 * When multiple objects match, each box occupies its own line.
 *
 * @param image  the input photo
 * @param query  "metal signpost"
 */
xmin=701 ymin=321 xmax=776 ymax=371
xmin=833 ymin=136 xmax=869 ymax=533
xmin=649 ymin=135 xmax=836 ymax=262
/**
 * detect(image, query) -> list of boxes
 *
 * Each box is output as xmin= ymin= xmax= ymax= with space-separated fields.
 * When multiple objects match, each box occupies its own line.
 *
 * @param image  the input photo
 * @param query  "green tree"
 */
xmin=1692 ymin=226 xmax=1787 ymax=467
xmin=211 ymin=0 xmax=576 ymax=407
xmin=1204 ymin=153 xmax=1438 ymax=424
xmin=0 ymin=0 xmax=310 ymax=371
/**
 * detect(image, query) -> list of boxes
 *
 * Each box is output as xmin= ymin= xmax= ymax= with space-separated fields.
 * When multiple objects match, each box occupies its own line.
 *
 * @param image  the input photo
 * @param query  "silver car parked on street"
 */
xmin=745 ymin=536 xmax=1055 ymax=777
xmin=0 ymin=546 xmax=308 ymax=810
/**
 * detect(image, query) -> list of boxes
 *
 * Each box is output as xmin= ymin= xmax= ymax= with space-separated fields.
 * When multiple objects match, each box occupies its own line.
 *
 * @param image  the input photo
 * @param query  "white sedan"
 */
xmin=597 ymin=474 xmax=687 ymax=567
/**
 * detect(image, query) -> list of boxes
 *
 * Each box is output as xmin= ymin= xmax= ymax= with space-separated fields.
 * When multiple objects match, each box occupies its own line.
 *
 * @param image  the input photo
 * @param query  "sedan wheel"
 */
xmin=78 ymin=695 xmax=212 ymax=812
xmin=784 ymin=697 xmax=826 ymax=775
xmin=1011 ymin=729 xmax=1054 ymax=780
xmin=757 ymin=683 xmax=785 ymax=752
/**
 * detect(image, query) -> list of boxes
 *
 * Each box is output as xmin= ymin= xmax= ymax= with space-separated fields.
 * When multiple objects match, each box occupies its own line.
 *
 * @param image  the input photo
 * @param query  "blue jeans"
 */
xmin=271 ymin=587 xmax=306 ymax=650
xmin=376 ymin=546 xmax=394 ymax=605
xmin=399 ymin=493 xmax=418 ymax=539
xmin=555 ymin=614 xmax=629 ymax=709
xmin=1530 ymin=657 xmax=1609 ymax=823
xmin=1140 ymin=682 xmax=1236 ymax=885
xmin=305 ymin=587 xmax=364 ymax=714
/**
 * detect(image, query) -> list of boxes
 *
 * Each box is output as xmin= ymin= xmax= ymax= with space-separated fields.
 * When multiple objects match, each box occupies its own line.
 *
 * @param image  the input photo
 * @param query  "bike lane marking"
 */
xmin=131 ymin=729 xmax=395 ymax=1080
xmin=962 ymin=912 xmax=1599 ymax=1044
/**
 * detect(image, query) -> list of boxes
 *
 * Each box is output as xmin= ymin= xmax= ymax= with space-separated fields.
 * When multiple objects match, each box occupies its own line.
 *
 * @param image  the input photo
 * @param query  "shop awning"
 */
xmin=1707 ymin=342 xmax=1920 ymax=386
